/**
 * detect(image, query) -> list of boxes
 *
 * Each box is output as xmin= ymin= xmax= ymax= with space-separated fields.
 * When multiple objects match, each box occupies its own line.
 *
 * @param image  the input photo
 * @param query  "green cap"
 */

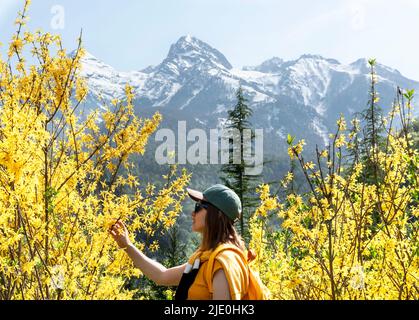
xmin=187 ymin=184 xmax=242 ymax=221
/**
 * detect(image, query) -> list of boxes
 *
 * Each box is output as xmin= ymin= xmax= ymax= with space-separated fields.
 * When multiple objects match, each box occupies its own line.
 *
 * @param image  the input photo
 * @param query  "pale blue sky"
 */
xmin=1 ymin=0 xmax=418 ymax=79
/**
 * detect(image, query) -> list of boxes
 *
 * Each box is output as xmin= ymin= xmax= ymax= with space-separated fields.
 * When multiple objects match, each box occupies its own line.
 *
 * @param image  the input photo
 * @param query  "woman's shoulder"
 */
xmin=196 ymin=243 xmax=247 ymax=264
xmin=213 ymin=243 xmax=247 ymax=265
xmin=186 ymin=248 xmax=204 ymax=264
xmin=211 ymin=244 xmax=249 ymax=291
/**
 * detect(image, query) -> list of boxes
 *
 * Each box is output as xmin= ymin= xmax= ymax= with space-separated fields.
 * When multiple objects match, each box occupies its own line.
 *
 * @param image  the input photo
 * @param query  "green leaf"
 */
xmin=287 ymin=134 xmax=295 ymax=145
xmin=403 ymin=89 xmax=414 ymax=101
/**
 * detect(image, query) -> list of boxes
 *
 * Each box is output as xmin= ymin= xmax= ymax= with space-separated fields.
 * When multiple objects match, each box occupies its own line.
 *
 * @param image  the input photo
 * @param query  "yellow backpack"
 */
xmin=205 ymin=244 xmax=270 ymax=300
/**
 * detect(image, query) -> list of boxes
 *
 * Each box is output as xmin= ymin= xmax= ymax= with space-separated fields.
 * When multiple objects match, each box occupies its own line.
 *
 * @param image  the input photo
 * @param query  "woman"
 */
xmin=109 ymin=184 xmax=250 ymax=300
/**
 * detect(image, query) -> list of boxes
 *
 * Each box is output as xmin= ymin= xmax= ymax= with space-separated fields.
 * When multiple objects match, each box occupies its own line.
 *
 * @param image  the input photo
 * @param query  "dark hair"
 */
xmin=201 ymin=203 xmax=245 ymax=251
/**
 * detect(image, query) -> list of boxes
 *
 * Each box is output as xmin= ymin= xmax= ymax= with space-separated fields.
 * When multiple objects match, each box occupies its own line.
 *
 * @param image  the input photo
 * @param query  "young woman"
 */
xmin=109 ymin=184 xmax=250 ymax=300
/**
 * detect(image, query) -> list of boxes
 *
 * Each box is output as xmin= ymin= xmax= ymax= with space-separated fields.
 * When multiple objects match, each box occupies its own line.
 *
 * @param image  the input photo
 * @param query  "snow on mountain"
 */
xmin=164 ymin=35 xmax=232 ymax=72
xmin=79 ymin=51 xmax=148 ymax=101
xmin=77 ymin=36 xmax=419 ymax=154
xmin=243 ymin=57 xmax=284 ymax=73
xmin=281 ymin=55 xmax=334 ymax=111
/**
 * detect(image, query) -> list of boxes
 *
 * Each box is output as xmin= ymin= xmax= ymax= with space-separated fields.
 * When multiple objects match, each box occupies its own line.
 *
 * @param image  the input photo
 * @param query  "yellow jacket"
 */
xmin=186 ymin=244 xmax=249 ymax=300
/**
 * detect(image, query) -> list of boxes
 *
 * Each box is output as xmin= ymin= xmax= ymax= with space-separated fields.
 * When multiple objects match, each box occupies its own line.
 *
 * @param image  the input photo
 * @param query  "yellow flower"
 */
xmin=303 ymin=161 xmax=315 ymax=170
xmin=0 ymin=6 xmax=191 ymax=299
xmin=336 ymin=116 xmax=346 ymax=131
xmin=319 ymin=150 xmax=328 ymax=158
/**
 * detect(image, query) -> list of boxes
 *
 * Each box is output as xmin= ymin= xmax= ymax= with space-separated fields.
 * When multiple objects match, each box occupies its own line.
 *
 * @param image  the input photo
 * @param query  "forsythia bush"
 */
xmin=250 ymin=101 xmax=419 ymax=299
xmin=0 ymin=1 xmax=190 ymax=299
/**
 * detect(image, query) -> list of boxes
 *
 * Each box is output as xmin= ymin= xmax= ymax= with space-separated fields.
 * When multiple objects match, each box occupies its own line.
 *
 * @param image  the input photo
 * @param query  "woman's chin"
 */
xmin=192 ymin=225 xmax=202 ymax=233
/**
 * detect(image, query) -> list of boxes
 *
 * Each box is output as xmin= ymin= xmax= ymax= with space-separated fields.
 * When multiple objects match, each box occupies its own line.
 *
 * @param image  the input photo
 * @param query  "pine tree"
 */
xmin=355 ymin=59 xmax=390 ymax=232
xmin=358 ymin=59 xmax=386 ymax=185
xmin=220 ymin=87 xmax=262 ymax=242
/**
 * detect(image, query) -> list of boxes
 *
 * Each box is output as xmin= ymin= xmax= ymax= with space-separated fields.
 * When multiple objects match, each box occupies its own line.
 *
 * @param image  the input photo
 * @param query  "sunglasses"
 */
xmin=194 ymin=202 xmax=209 ymax=213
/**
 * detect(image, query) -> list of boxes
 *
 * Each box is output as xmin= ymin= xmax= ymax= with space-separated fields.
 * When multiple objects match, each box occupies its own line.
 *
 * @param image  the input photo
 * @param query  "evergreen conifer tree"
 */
xmin=358 ymin=59 xmax=386 ymax=185
xmin=220 ymin=87 xmax=262 ymax=242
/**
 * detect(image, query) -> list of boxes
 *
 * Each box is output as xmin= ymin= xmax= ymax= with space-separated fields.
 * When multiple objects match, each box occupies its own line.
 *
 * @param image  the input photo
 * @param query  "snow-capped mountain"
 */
xmin=78 ymin=35 xmax=419 ymax=155
xmin=243 ymin=57 xmax=284 ymax=73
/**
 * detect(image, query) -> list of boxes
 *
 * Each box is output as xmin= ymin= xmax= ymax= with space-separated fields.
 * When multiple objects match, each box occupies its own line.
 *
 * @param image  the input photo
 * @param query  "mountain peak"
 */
xmin=350 ymin=58 xmax=402 ymax=77
xmin=174 ymin=35 xmax=202 ymax=48
xmin=349 ymin=58 xmax=371 ymax=73
xmin=243 ymin=57 xmax=284 ymax=73
xmin=297 ymin=54 xmax=340 ymax=64
xmin=69 ymin=49 xmax=98 ymax=61
xmin=183 ymin=34 xmax=194 ymax=43
xmin=164 ymin=35 xmax=232 ymax=71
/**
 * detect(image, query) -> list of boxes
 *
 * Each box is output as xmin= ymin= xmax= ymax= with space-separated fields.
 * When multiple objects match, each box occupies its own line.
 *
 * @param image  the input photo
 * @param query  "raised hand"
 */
xmin=109 ymin=220 xmax=131 ymax=249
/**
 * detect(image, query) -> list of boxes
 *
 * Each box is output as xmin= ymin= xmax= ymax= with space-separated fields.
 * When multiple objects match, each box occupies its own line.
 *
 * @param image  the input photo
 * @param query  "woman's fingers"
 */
xmin=109 ymin=220 xmax=129 ymax=246
xmin=116 ymin=221 xmax=127 ymax=234
xmin=109 ymin=219 xmax=122 ymax=231
xmin=114 ymin=223 xmax=123 ymax=233
xmin=110 ymin=227 xmax=120 ymax=236
xmin=109 ymin=223 xmax=122 ymax=236
xmin=116 ymin=221 xmax=124 ymax=229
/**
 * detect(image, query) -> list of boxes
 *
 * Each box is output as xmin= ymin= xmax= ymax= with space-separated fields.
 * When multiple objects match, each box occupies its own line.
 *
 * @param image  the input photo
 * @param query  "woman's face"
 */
xmin=192 ymin=202 xmax=207 ymax=233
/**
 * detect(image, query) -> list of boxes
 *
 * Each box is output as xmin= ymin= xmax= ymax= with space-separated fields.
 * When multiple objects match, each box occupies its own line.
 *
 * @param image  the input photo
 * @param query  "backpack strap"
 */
xmin=175 ymin=257 xmax=201 ymax=300
xmin=205 ymin=244 xmax=248 ymax=295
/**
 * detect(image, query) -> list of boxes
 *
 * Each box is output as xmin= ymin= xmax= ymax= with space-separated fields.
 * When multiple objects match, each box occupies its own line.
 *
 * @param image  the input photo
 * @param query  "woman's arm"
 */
xmin=110 ymin=220 xmax=185 ymax=286
xmin=212 ymin=269 xmax=231 ymax=300
xmin=123 ymin=243 xmax=186 ymax=286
